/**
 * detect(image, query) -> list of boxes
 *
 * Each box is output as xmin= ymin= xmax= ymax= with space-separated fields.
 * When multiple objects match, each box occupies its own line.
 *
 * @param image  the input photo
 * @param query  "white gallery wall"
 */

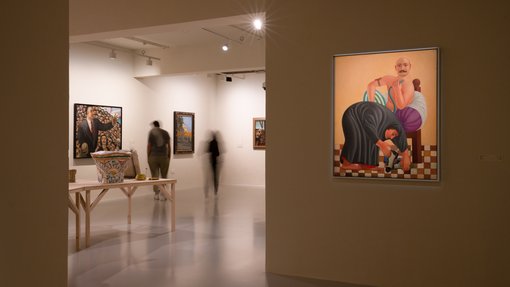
xmin=69 ymin=43 xmax=265 ymax=200
xmin=139 ymin=74 xmax=216 ymax=190
xmin=215 ymin=73 xmax=266 ymax=187
xmin=69 ymin=44 xmax=152 ymax=182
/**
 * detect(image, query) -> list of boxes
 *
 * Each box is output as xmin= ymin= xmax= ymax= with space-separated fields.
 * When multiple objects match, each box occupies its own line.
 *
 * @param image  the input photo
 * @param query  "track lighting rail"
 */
xmin=87 ymin=41 xmax=161 ymax=61
xmin=201 ymin=28 xmax=243 ymax=44
xmin=124 ymin=36 xmax=170 ymax=49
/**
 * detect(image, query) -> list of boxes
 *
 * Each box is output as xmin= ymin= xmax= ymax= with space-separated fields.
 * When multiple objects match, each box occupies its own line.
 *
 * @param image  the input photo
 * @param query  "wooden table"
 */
xmin=68 ymin=178 xmax=177 ymax=251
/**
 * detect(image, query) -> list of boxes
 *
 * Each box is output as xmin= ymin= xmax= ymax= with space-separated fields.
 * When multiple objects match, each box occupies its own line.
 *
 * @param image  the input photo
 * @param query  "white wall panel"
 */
xmin=215 ymin=73 xmax=266 ymax=187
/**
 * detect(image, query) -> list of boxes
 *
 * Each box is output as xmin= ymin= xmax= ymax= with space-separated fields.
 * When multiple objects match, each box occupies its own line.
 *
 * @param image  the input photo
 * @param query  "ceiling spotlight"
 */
xmin=109 ymin=49 xmax=117 ymax=59
xmin=146 ymin=58 xmax=153 ymax=66
xmin=222 ymin=44 xmax=229 ymax=51
xmin=253 ymin=18 xmax=263 ymax=30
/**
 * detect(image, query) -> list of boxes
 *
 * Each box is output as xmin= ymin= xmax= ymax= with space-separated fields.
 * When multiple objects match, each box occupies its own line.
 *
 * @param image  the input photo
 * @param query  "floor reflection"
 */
xmin=68 ymin=186 xmax=366 ymax=287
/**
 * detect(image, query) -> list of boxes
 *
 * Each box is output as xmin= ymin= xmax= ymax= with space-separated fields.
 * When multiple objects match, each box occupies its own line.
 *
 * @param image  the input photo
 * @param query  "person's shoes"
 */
xmin=153 ymin=194 xmax=159 ymax=200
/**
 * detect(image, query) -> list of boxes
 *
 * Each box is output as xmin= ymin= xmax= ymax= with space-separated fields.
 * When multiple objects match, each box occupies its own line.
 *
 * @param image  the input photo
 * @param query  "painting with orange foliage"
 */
xmin=174 ymin=111 xmax=195 ymax=154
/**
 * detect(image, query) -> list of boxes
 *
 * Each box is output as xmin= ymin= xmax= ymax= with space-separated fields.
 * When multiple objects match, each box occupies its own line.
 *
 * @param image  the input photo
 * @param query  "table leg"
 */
xmin=85 ymin=190 xmax=91 ymax=248
xmin=158 ymin=184 xmax=175 ymax=232
xmin=121 ymin=187 xmax=137 ymax=225
xmin=75 ymin=193 xmax=80 ymax=251
xmin=128 ymin=188 xmax=132 ymax=224
xmin=171 ymin=183 xmax=176 ymax=232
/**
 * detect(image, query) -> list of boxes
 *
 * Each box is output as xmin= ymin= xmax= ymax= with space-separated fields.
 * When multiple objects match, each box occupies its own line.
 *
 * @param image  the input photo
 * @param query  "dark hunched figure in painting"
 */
xmin=340 ymin=102 xmax=411 ymax=171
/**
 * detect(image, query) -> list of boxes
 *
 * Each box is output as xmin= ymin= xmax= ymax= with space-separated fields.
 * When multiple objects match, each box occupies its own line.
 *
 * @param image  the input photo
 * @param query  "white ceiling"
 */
xmin=85 ymin=15 xmax=265 ymax=51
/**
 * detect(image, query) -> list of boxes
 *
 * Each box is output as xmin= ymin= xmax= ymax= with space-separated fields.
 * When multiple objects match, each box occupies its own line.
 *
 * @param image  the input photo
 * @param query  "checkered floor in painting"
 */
xmin=334 ymin=144 xmax=438 ymax=180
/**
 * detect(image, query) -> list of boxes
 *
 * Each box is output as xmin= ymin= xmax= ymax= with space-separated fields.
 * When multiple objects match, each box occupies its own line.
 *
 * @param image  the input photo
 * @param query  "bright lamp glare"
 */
xmin=253 ymin=19 xmax=263 ymax=30
xmin=222 ymin=44 xmax=229 ymax=51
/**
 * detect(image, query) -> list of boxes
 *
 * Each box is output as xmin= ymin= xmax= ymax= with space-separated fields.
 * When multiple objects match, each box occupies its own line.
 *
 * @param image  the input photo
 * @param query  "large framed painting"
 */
xmin=253 ymin=117 xmax=266 ymax=149
xmin=333 ymin=48 xmax=440 ymax=181
xmin=174 ymin=111 xmax=195 ymax=154
xmin=73 ymin=103 xmax=122 ymax=159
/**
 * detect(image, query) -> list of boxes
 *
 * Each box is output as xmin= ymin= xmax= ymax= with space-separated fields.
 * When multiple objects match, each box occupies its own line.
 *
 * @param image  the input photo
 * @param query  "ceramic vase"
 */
xmin=91 ymin=151 xmax=132 ymax=183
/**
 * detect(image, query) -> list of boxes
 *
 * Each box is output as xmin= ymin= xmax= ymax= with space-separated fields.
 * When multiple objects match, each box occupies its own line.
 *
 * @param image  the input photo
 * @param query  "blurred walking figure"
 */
xmin=147 ymin=120 xmax=171 ymax=201
xmin=207 ymin=131 xmax=221 ymax=196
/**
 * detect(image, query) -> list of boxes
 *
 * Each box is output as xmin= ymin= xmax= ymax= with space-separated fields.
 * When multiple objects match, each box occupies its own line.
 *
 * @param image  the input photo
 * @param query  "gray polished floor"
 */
xmin=68 ymin=186 xmax=367 ymax=287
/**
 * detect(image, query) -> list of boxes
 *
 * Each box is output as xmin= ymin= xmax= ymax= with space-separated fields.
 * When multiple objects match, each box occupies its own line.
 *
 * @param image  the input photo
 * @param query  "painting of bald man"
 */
xmin=333 ymin=48 xmax=440 ymax=181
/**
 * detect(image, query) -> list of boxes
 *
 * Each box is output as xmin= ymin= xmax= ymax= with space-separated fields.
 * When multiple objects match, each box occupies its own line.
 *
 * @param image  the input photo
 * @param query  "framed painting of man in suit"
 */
xmin=333 ymin=48 xmax=440 ymax=181
xmin=73 ymin=103 xmax=123 ymax=158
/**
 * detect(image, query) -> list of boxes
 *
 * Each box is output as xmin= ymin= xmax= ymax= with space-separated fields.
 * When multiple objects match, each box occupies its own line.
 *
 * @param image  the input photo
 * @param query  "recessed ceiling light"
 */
xmin=222 ymin=44 xmax=229 ymax=51
xmin=253 ymin=19 xmax=263 ymax=30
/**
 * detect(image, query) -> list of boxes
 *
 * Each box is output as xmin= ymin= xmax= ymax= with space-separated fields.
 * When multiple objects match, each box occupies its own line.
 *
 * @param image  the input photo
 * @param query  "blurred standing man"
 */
xmin=147 ymin=120 xmax=171 ymax=201
xmin=208 ymin=132 xmax=221 ymax=196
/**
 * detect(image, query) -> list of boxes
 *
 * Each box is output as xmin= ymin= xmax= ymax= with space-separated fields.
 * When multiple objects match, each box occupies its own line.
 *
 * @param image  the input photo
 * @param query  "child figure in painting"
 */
xmin=95 ymin=135 xmax=109 ymax=152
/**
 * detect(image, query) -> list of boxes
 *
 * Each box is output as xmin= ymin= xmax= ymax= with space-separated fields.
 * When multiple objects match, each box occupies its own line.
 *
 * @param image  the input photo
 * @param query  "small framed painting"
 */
xmin=253 ymin=117 xmax=266 ymax=149
xmin=174 ymin=111 xmax=195 ymax=154
xmin=73 ymin=103 xmax=122 ymax=159
xmin=333 ymin=48 xmax=440 ymax=181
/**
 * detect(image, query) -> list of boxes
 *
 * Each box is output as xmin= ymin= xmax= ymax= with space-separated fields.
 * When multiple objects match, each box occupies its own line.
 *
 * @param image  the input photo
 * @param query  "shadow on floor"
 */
xmin=266 ymin=273 xmax=375 ymax=287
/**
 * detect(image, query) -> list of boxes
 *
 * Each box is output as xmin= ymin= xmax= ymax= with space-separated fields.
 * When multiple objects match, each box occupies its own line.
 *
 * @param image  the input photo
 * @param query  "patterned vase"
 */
xmin=91 ymin=151 xmax=132 ymax=183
